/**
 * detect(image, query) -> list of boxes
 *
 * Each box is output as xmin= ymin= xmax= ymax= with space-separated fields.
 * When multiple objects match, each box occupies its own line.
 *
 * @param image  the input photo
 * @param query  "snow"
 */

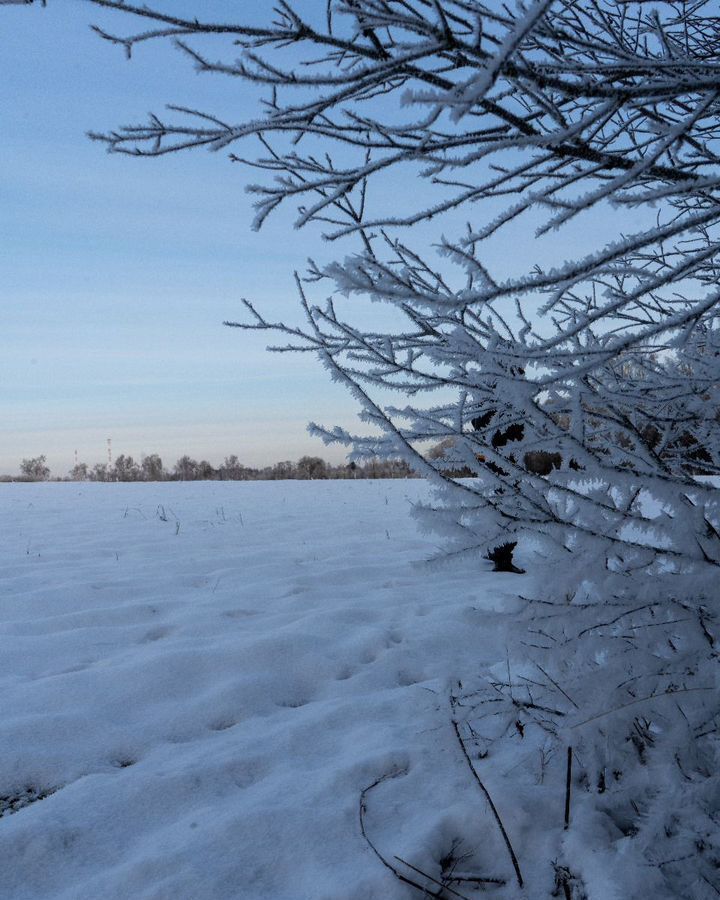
xmin=0 ymin=480 xmax=527 ymax=900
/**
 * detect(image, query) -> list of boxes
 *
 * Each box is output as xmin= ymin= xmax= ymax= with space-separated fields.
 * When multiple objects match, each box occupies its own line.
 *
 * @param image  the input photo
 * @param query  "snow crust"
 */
xmin=0 ymin=481 xmax=524 ymax=899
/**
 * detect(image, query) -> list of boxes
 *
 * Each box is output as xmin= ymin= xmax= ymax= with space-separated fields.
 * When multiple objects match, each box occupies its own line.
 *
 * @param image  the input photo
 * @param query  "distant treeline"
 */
xmin=4 ymin=454 xmax=416 ymax=483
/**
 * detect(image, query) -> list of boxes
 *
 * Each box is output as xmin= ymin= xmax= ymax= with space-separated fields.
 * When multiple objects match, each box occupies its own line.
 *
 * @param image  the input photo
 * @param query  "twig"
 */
xmin=449 ymin=874 xmax=506 ymax=886
xmin=698 ymin=605 xmax=715 ymax=649
xmin=394 ymin=856 xmax=473 ymax=900
xmin=576 ymin=602 xmax=658 ymax=637
xmin=535 ymin=662 xmax=579 ymax=710
xmin=564 ymin=747 xmax=573 ymax=830
xmin=451 ymin=716 xmax=524 ymax=888
xmin=359 ymin=769 xmax=445 ymax=897
xmin=572 ymin=686 xmax=714 ymax=729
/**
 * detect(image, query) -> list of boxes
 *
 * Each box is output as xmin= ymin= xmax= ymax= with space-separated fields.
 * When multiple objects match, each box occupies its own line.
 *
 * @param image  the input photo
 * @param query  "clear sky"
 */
xmin=2 ymin=1 xmax=631 ymax=478
xmin=2 ymin=0 xmax=368 ymax=476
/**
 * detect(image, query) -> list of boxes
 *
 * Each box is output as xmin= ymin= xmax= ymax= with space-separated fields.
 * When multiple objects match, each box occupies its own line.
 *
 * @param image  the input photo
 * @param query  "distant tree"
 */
xmin=141 ymin=453 xmax=164 ymax=481
xmin=112 ymin=454 xmax=141 ymax=482
xmin=383 ymin=459 xmax=413 ymax=479
xmin=90 ymin=463 xmax=109 ymax=482
xmin=173 ymin=455 xmax=199 ymax=481
xmin=20 ymin=455 xmax=50 ymax=481
xmin=427 ymin=439 xmax=455 ymax=462
xmin=197 ymin=459 xmax=216 ymax=480
xmin=296 ymin=456 xmax=327 ymax=480
xmin=270 ymin=461 xmax=295 ymax=481
xmin=220 ymin=455 xmax=240 ymax=480
xmin=69 ymin=461 xmax=89 ymax=481
xmin=220 ymin=455 xmax=258 ymax=480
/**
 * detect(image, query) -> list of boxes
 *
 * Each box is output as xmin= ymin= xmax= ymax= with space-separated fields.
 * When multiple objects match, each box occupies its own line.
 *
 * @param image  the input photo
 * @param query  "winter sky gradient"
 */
xmin=3 ymin=0 xmax=628 ymax=476
xmin=3 ymin=1 xmax=362 ymax=475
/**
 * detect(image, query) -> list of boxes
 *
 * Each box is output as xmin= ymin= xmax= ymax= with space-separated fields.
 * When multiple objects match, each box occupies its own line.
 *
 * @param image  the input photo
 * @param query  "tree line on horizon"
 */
xmin=7 ymin=453 xmax=415 ymax=483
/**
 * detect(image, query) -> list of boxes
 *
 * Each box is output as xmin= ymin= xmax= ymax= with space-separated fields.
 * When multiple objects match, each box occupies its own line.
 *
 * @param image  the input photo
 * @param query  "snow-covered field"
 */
xmin=0 ymin=480 xmax=526 ymax=900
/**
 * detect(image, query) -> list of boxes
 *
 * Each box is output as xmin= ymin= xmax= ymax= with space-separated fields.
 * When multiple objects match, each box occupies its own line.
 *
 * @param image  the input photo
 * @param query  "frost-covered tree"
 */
xmin=141 ymin=453 xmax=164 ymax=482
xmin=69 ymin=461 xmax=89 ymax=481
xmin=297 ymin=455 xmax=328 ymax=480
xmin=20 ymin=455 xmax=50 ymax=481
xmin=270 ymin=460 xmax=296 ymax=481
xmin=90 ymin=462 xmax=109 ymax=482
xmin=112 ymin=453 xmax=141 ymax=482
xmin=173 ymin=455 xmax=200 ymax=481
xmin=219 ymin=454 xmax=246 ymax=481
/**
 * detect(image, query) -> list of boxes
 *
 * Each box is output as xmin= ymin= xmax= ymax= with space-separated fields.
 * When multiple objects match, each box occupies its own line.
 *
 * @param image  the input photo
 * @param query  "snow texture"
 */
xmin=2 ymin=481 xmax=717 ymax=899
xmin=0 ymin=481 xmax=529 ymax=900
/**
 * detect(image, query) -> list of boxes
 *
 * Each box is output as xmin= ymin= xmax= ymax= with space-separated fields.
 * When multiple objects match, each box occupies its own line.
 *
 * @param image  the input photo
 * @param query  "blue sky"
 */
xmin=2 ymin=1 xmax=362 ymax=475
xmin=2 ymin=1 xmax=633 ymax=477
